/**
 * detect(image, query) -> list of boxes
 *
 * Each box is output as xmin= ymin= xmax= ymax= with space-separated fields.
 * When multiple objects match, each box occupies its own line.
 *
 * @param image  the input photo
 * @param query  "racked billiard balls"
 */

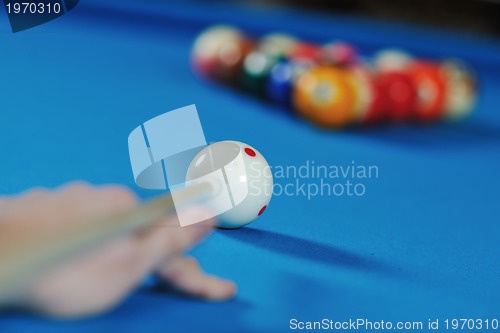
xmin=293 ymin=66 xmax=357 ymax=128
xmin=191 ymin=25 xmax=254 ymax=84
xmin=186 ymin=141 xmax=273 ymax=229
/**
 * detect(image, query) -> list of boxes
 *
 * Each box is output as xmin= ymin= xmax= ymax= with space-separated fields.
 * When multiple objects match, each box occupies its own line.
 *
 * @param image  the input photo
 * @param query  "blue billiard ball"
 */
xmin=266 ymin=59 xmax=312 ymax=110
xmin=265 ymin=59 xmax=294 ymax=109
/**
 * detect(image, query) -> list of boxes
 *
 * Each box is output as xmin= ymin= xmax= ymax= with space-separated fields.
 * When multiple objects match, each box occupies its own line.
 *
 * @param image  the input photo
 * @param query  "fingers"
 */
xmin=133 ymin=211 xmax=216 ymax=269
xmin=157 ymin=256 xmax=236 ymax=301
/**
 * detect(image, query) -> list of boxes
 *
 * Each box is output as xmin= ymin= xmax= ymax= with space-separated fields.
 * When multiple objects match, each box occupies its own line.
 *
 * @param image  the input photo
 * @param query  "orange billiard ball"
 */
xmin=293 ymin=66 xmax=357 ymax=128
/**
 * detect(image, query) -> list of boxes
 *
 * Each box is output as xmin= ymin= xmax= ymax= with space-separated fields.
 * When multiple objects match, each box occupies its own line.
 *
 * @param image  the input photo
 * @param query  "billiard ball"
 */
xmin=191 ymin=25 xmax=254 ymax=83
xmin=321 ymin=41 xmax=358 ymax=66
xmin=293 ymin=66 xmax=357 ymax=128
xmin=348 ymin=59 xmax=388 ymax=125
xmin=349 ymin=64 xmax=375 ymax=123
xmin=349 ymin=63 xmax=390 ymax=126
xmin=350 ymin=64 xmax=390 ymax=125
xmin=258 ymin=32 xmax=298 ymax=59
xmin=186 ymin=141 xmax=273 ymax=229
xmin=407 ymin=61 xmax=447 ymax=122
xmin=266 ymin=59 xmax=295 ymax=108
xmin=440 ymin=60 xmax=477 ymax=121
xmin=374 ymin=48 xmax=414 ymax=72
xmin=375 ymin=71 xmax=417 ymax=123
xmin=266 ymin=59 xmax=310 ymax=109
xmin=362 ymin=77 xmax=389 ymax=125
xmin=241 ymin=50 xmax=278 ymax=96
xmin=289 ymin=42 xmax=322 ymax=65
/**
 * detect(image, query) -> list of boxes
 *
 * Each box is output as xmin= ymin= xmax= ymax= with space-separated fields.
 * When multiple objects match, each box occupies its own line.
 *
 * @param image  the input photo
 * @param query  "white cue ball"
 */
xmin=186 ymin=140 xmax=273 ymax=229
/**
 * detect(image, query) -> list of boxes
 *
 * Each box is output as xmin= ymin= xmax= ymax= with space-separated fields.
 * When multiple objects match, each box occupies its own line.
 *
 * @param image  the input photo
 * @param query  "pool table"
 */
xmin=1 ymin=0 xmax=499 ymax=332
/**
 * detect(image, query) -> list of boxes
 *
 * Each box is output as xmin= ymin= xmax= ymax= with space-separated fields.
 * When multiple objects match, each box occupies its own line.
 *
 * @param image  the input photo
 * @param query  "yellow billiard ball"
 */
xmin=293 ymin=66 xmax=357 ymax=128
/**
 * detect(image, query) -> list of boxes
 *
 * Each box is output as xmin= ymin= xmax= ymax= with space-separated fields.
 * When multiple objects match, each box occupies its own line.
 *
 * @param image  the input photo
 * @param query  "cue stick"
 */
xmin=0 ymin=181 xmax=215 ymax=304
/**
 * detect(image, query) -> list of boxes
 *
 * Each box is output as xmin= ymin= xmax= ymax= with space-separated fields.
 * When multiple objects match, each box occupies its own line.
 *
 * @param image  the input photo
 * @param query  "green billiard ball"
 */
xmin=241 ymin=50 xmax=279 ymax=97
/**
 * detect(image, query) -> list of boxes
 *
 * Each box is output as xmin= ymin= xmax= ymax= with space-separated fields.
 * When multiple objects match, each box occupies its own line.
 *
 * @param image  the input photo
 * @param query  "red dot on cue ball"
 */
xmin=258 ymin=205 xmax=267 ymax=216
xmin=244 ymin=148 xmax=256 ymax=157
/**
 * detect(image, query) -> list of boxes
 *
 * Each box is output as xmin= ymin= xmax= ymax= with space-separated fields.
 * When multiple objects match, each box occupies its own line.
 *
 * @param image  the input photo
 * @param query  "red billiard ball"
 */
xmin=408 ymin=61 xmax=447 ymax=123
xmin=191 ymin=25 xmax=254 ymax=84
xmin=376 ymin=71 xmax=417 ymax=123
xmin=289 ymin=42 xmax=322 ymax=65
xmin=351 ymin=64 xmax=389 ymax=125
xmin=364 ymin=79 xmax=389 ymax=125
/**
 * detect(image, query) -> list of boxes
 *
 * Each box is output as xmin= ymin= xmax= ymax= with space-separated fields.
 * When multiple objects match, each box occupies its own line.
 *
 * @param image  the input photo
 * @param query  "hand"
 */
xmin=0 ymin=182 xmax=236 ymax=318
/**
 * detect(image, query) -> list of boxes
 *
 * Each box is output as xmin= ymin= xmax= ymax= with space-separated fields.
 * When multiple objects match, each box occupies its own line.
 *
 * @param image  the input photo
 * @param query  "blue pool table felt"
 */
xmin=0 ymin=1 xmax=499 ymax=332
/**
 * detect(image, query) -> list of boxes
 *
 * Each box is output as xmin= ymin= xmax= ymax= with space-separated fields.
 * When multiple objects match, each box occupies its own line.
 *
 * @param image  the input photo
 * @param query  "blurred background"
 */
xmin=221 ymin=0 xmax=500 ymax=37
